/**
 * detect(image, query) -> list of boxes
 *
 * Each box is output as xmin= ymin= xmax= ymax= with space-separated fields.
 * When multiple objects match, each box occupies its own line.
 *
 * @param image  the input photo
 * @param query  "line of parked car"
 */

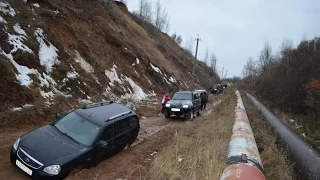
xmin=209 ymin=84 xmax=228 ymax=94
xmin=10 ymin=85 xmax=227 ymax=179
xmin=163 ymin=90 xmax=207 ymax=120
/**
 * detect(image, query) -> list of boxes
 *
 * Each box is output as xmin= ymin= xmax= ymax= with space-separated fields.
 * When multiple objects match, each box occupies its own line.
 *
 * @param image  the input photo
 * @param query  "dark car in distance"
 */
xmin=163 ymin=91 xmax=201 ymax=120
xmin=10 ymin=101 xmax=140 ymax=180
xmin=209 ymin=84 xmax=223 ymax=94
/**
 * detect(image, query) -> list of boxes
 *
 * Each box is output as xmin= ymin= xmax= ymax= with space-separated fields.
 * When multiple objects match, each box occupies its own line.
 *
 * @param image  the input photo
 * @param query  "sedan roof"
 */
xmin=75 ymin=103 xmax=135 ymax=126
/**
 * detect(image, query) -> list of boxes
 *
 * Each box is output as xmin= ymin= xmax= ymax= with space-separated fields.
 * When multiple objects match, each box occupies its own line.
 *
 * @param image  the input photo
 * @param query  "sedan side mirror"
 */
xmin=98 ymin=140 xmax=108 ymax=148
xmin=56 ymin=113 xmax=61 ymax=119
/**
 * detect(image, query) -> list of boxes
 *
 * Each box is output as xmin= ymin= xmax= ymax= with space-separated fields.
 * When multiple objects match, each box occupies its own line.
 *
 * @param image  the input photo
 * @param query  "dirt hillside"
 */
xmin=0 ymin=0 xmax=219 ymax=120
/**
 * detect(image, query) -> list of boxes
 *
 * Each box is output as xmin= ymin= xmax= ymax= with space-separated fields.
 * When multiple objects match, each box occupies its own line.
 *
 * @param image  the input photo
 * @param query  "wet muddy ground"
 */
xmin=0 ymin=95 xmax=220 ymax=180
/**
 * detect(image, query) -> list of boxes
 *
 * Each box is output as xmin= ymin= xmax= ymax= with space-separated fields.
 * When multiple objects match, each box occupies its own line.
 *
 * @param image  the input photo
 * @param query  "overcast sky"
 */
xmin=126 ymin=0 xmax=320 ymax=77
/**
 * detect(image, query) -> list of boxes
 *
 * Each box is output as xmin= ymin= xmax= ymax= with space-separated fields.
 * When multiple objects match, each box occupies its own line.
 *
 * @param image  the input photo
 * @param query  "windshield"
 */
xmin=54 ymin=112 xmax=102 ymax=146
xmin=172 ymin=93 xmax=192 ymax=100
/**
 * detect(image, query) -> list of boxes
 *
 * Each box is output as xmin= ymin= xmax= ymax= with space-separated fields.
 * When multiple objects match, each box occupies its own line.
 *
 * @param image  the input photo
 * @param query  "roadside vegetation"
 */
xmin=243 ymin=95 xmax=296 ymax=180
xmin=149 ymin=90 xmax=235 ymax=180
xmin=241 ymin=36 xmax=320 ymax=155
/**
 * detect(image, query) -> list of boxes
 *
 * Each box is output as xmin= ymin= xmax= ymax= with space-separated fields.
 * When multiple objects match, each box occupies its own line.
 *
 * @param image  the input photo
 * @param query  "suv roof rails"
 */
xmin=106 ymin=111 xmax=132 ymax=122
xmin=82 ymin=101 xmax=114 ymax=109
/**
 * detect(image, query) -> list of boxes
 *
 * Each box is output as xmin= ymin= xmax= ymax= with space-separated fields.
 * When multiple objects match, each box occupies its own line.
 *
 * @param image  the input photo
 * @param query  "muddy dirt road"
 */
xmin=0 ymin=95 xmax=220 ymax=180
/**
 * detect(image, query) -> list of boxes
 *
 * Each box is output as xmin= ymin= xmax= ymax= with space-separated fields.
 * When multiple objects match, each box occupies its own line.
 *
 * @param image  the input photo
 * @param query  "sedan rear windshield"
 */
xmin=54 ymin=112 xmax=102 ymax=146
xmin=172 ymin=93 xmax=192 ymax=100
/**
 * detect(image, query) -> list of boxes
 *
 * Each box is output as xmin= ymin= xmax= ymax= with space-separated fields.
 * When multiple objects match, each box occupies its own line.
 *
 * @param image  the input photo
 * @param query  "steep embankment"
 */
xmin=0 ymin=0 xmax=218 ymax=123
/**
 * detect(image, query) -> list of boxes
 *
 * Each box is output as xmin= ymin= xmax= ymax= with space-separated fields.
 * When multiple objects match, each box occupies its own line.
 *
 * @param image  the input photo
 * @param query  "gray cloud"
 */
xmin=126 ymin=0 xmax=320 ymax=77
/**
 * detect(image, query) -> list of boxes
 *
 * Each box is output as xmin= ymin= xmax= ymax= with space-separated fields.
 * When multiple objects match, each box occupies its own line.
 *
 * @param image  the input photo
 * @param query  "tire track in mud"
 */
xmin=0 ymin=95 xmax=221 ymax=180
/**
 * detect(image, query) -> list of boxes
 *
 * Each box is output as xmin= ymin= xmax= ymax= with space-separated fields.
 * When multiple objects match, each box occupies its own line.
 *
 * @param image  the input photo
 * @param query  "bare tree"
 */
xmin=280 ymin=38 xmax=293 ymax=76
xmin=138 ymin=0 xmax=152 ymax=22
xmin=204 ymin=48 xmax=210 ymax=67
xmin=176 ymin=36 xmax=182 ymax=45
xmin=154 ymin=0 xmax=170 ymax=32
xmin=243 ymin=57 xmax=257 ymax=78
xmin=210 ymin=52 xmax=217 ymax=73
xmin=164 ymin=16 xmax=170 ymax=33
xmin=172 ymin=33 xmax=183 ymax=45
xmin=258 ymin=41 xmax=272 ymax=74
xmin=184 ymin=37 xmax=194 ymax=54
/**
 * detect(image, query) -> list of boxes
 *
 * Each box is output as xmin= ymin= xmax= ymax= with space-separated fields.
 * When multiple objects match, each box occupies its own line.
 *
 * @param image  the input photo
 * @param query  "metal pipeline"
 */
xmin=220 ymin=91 xmax=265 ymax=180
xmin=247 ymin=93 xmax=320 ymax=180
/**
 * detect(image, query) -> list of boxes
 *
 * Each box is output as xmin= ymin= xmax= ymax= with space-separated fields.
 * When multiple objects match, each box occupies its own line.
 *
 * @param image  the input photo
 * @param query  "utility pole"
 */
xmin=191 ymin=34 xmax=201 ymax=89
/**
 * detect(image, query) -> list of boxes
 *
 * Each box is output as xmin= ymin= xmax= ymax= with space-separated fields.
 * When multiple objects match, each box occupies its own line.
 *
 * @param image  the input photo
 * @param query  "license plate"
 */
xmin=171 ymin=108 xmax=180 ymax=112
xmin=16 ymin=159 xmax=33 ymax=176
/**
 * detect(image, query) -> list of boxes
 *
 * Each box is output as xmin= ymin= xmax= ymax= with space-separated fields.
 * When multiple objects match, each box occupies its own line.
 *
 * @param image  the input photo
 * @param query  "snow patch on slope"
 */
xmin=35 ymin=28 xmax=60 ymax=73
xmin=79 ymin=99 xmax=92 ymax=104
xmin=11 ymin=104 xmax=34 ymax=112
xmin=0 ymin=15 xmax=6 ymax=23
xmin=32 ymin=3 xmax=40 ymax=8
xmin=105 ymin=64 xmax=122 ymax=86
xmin=35 ymin=71 xmax=57 ymax=88
xmin=105 ymin=64 xmax=154 ymax=101
xmin=0 ymin=1 xmax=16 ymax=16
xmin=163 ymin=77 xmax=171 ymax=85
xmin=40 ymin=91 xmax=54 ymax=99
xmin=12 ymin=107 xmax=22 ymax=111
xmin=0 ymin=29 xmax=34 ymax=86
xmin=66 ymin=65 xmax=79 ymax=79
xmin=169 ymin=77 xmax=177 ymax=83
xmin=13 ymin=24 xmax=27 ymax=36
xmin=150 ymin=63 xmax=162 ymax=74
xmin=74 ymin=50 xmax=94 ymax=73
xmin=122 ymin=76 xmax=147 ymax=100
xmin=67 ymin=71 xmax=78 ymax=79
xmin=132 ymin=58 xmax=140 ymax=66
xmin=8 ymin=33 xmax=33 ymax=54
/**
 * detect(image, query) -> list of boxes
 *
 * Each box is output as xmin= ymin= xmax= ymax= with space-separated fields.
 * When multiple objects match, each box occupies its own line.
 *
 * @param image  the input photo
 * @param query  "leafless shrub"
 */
xmin=153 ymin=0 xmax=169 ymax=32
xmin=138 ymin=0 xmax=152 ymax=23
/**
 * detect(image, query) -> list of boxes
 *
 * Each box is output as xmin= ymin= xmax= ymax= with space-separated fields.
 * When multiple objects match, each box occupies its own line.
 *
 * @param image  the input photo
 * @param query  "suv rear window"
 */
xmin=172 ymin=93 xmax=192 ymax=100
xmin=115 ymin=119 xmax=131 ymax=136
xmin=101 ymin=125 xmax=114 ymax=142
xmin=114 ymin=116 xmax=138 ymax=136
xmin=129 ymin=116 xmax=138 ymax=128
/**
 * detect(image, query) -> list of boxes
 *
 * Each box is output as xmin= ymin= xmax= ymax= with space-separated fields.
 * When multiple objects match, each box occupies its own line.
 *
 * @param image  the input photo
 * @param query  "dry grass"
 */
xmin=243 ymin=95 xmax=296 ymax=180
xmin=269 ymin=108 xmax=320 ymax=152
xmin=149 ymin=91 xmax=236 ymax=180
